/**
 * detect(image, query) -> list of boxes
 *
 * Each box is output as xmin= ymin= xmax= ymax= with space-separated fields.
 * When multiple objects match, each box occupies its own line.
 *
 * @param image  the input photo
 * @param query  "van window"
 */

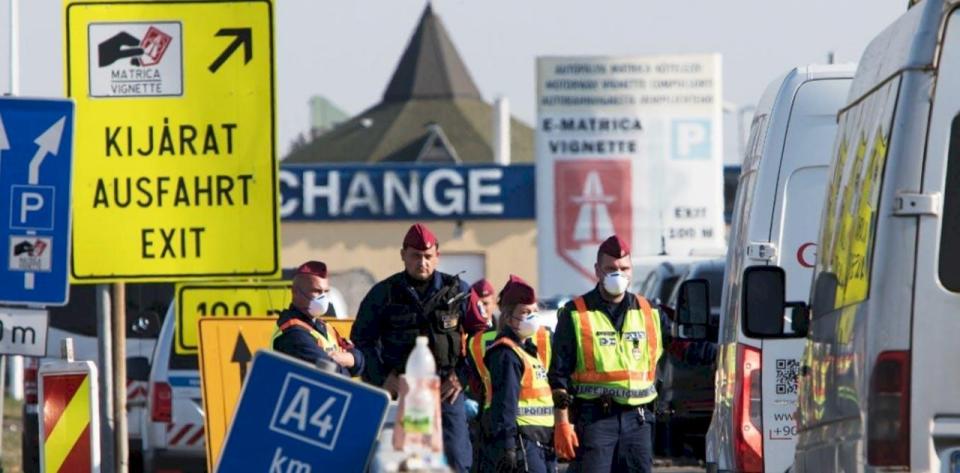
xmin=815 ymin=80 xmax=897 ymax=315
xmin=939 ymin=114 xmax=960 ymax=291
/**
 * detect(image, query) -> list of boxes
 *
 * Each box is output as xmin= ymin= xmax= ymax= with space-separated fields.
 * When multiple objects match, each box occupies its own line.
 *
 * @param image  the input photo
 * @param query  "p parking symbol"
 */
xmin=10 ymin=185 xmax=55 ymax=231
xmin=672 ymin=120 xmax=712 ymax=160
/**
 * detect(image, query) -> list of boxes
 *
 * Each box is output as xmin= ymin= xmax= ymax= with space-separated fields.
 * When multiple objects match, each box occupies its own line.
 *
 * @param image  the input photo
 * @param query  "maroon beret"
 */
xmin=295 ymin=260 xmax=328 ymax=278
xmin=471 ymin=279 xmax=495 ymax=298
xmin=598 ymin=235 xmax=630 ymax=259
xmin=499 ymin=274 xmax=537 ymax=306
xmin=403 ymin=223 xmax=438 ymax=251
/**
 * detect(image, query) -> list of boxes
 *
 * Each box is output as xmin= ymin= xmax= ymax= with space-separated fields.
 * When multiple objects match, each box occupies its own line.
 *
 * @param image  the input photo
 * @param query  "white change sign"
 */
xmin=535 ymin=54 xmax=726 ymax=297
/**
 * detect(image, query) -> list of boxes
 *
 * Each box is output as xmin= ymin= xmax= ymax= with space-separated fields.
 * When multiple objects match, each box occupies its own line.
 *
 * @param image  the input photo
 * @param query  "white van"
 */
xmin=705 ymin=64 xmax=854 ymax=473
xmin=741 ymin=1 xmax=960 ymax=470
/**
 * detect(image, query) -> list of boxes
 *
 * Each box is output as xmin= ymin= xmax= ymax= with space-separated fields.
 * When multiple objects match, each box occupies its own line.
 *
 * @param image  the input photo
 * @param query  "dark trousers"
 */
xmin=572 ymin=405 xmax=654 ymax=473
xmin=520 ymin=437 xmax=557 ymax=473
xmin=480 ymin=436 xmax=557 ymax=473
xmin=442 ymin=391 xmax=474 ymax=472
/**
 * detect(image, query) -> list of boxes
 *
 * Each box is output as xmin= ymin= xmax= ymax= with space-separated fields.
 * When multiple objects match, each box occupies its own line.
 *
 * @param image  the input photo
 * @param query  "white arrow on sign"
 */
xmin=0 ymin=114 xmax=9 ymax=164
xmin=29 ymin=117 xmax=66 ymax=185
xmin=23 ymin=117 xmax=67 ymax=291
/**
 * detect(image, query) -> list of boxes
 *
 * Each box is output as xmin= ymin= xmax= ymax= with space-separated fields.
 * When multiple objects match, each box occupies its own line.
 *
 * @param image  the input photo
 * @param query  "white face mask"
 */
xmin=602 ymin=271 xmax=630 ymax=296
xmin=307 ymin=293 xmax=330 ymax=317
xmin=515 ymin=315 xmax=539 ymax=339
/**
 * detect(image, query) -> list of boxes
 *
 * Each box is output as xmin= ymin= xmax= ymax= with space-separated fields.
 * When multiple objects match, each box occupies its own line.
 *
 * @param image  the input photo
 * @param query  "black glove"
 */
xmin=552 ymin=389 xmax=572 ymax=409
xmin=497 ymin=447 xmax=519 ymax=472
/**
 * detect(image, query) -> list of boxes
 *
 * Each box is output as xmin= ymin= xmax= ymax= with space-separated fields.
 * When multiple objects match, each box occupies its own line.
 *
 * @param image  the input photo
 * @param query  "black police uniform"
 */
xmin=548 ymin=287 xmax=655 ymax=473
xmin=352 ymin=271 xmax=472 ymax=472
xmin=484 ymin=327 xmax=557 ymax=473
xmin=273 ymin=305 xmax=365 ymax=378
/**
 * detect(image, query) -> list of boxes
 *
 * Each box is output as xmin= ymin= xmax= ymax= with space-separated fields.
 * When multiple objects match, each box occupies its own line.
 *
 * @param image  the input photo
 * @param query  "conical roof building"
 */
xmin=284 ymin=4 xmax=533 ymax=164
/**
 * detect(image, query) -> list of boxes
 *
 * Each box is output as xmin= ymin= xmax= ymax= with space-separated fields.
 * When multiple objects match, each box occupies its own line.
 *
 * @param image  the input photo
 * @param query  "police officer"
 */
xmin=464 ymin=278 xmax=498 ymax=470
xmin=351 ymin=223 xmax=473 ymax=472
xmin=465 ymin=279 xmax=501 ymax=409
xmin=273 ymin=260 xmax=365 ymax=378
xmin=484 ymin=275 xmax=555 ymax=473
xmin=548 ymin=236 xmax=662 ymax=473
xmin=465 ymin=279 xmax=497 ymax=335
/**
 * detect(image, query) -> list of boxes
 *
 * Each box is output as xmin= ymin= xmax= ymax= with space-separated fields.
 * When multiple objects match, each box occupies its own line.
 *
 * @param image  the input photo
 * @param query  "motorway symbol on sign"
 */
xmin=197 ymin=317 xmax=277 ymax=473
xmin=0 ymin=308 xmax=48 ymax=357
xmin=0 ymin=97 xmax=74 ymax=306
xmin=65 ymin=0 xmax=279 ymax=282
xmin=216 ymin=351 xmax=390 ymax=473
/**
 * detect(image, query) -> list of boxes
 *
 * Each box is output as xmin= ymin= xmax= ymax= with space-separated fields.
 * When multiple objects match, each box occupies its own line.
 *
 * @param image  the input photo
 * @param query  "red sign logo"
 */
xmin=554 ymin=160 xmax=632 ymax=280
xmin=797 ymin=242 xmax=817 ymax=268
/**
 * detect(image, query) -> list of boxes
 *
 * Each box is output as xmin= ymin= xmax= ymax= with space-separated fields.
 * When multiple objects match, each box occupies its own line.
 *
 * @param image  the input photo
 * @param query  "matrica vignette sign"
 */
xmin=535 ymin=54 xmax=726 ymax=297
xmin=64 ymin=0 xmax=279 ymax=282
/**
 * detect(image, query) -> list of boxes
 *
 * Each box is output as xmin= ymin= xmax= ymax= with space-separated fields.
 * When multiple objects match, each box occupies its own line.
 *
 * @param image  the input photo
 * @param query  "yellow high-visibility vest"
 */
xmin=570 ymin=295 xmax=662 ymax=406
xmin=469 ymin=328 xmax=551 ymax=408
xmin=271 ymin=318 xmax=344 ymax=354
xmin=490 ymin=336 xmax=555 ymax=428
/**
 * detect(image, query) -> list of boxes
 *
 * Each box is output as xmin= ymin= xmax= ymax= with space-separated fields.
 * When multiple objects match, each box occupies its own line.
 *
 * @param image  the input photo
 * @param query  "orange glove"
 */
xmin=554 ymin=421 xmax=579 ymax=460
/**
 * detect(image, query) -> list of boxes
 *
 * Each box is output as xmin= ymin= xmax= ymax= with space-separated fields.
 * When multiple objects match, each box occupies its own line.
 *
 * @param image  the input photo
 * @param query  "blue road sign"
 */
xmin=217 ymin=350 xmax=390 ymax=473
xmin=0 ymin=97 xmax=74 ymax=306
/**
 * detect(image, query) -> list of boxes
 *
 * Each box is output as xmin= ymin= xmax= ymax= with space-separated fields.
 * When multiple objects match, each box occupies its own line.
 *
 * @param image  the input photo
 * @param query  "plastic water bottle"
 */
xmin=395 ymin=336 xmax=442 ymax=456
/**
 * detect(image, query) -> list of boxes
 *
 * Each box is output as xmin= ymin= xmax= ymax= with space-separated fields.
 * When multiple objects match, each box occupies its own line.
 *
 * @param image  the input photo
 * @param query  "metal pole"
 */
xmin=0 ymin=355 xmax=6 ymax=473
xmin=1 ymin=5 xmax=19 ymax=470
xmin=97 ymin=284 xmax=115 ymax=471
xmin=10 ymin=0 xmax=19 ymax=95
xmin=113 ymin=282 xmax=128 ymax=473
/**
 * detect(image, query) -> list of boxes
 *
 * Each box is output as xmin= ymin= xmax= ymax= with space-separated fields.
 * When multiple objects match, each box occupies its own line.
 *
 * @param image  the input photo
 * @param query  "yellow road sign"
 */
xmin=64 ymin=0 xmax=279 ymax=282
xmin=198 ymin=317 xmax=276 ymax=473
xmin=176 ymin=281 xmax=291 ymax=355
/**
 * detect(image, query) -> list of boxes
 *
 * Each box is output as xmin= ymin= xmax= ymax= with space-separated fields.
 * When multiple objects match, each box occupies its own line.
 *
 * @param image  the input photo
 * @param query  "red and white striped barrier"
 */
xmin=166 ymin=422 xmax=204 ymax=448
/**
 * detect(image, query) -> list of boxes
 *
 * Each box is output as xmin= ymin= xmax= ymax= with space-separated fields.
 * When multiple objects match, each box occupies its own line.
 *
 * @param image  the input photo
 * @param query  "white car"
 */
xmin=142 ymin=301 xmax=207 ymax=473
xmin=706 ymin=64 xmax=854 ymax=473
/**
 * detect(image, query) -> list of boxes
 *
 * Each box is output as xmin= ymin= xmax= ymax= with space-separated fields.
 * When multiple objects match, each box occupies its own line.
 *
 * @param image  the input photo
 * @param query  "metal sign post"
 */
xmin=112 ymin=282 xmax=127 ymax=473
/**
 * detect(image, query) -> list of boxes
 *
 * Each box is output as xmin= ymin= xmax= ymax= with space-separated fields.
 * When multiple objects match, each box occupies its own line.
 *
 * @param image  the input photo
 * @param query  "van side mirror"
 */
xmin=675 ymin=279 xmax=710 ymax=340
xmin=742 ymin=266 xmax=808 ymax=338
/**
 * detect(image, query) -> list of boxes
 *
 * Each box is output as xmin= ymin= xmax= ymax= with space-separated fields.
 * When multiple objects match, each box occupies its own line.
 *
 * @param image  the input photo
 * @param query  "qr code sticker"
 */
xmin=776 ymin=359 xmax=800 ymax=395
